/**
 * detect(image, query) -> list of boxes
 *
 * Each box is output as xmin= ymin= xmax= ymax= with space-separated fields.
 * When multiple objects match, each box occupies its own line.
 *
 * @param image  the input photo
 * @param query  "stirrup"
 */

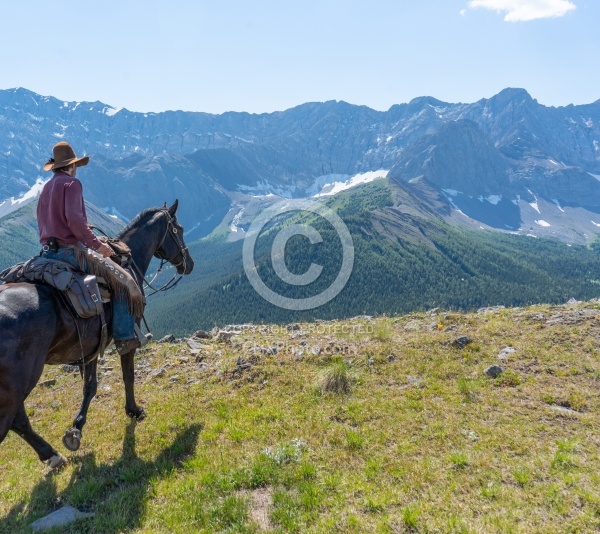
xmin=115 ymin=337 xmax=141 ymax=356
xmin=134 ymin=324 xmax=153 ymax=347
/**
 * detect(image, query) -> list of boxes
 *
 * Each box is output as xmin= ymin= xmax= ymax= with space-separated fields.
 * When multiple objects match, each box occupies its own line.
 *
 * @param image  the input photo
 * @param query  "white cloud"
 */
xmin=468 ymin=0 xmax=576 ymax=22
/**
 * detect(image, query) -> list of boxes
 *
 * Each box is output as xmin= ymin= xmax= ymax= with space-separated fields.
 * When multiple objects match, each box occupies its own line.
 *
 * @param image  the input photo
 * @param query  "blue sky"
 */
xmin=0 ymin=1 xmax=595 ymax=114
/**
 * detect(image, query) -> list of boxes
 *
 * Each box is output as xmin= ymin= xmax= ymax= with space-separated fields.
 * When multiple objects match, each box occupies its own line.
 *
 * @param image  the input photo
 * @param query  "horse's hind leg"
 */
xmin=10 ymin=404 xmax=67 ymax=469
xmin=63 ymin=358 xmax=98 ymax=452
xmin=0 ymin=397 xmax=16 ymax=446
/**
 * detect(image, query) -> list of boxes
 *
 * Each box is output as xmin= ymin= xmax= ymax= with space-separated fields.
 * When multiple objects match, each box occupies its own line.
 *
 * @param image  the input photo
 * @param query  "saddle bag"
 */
xmin=66 ymin=274 xmax=104 ymax=319
xmin=0 ymin=257 xmax=104 ymax=319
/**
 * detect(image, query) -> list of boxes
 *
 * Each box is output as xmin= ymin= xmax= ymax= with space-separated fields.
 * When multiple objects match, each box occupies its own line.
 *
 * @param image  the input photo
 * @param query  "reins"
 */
xmin=134 ymin=258 xmax=184 ymax=297
xmin=129 ymin=208 xmax=188 ymax=297
xmin=94 ymin=208 xmax=188 ymax=298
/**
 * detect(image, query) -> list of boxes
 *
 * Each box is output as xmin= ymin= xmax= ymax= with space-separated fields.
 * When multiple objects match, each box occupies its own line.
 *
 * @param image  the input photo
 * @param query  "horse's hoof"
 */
xmin=46 ymin=453 xmax=68 ymax=471
xmin=127 ymin=407 xmax=146 ymax=421
xmin=62 ymin=428 xmax=82 ymax=451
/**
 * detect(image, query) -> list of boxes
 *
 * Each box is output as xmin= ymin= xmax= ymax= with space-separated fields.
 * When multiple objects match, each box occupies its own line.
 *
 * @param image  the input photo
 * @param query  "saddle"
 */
xmin=0 ymin=257 xmax=106 ymax=319
xmin=0 ymin=238 xmax=141 ymax=320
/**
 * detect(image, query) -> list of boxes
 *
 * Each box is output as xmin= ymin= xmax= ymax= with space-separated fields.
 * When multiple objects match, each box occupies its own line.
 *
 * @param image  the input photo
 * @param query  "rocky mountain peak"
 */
xmin=389 ymin=119 xmax=512 ymax=196
xmin=486 ymin=87 xmax=536 ymax=108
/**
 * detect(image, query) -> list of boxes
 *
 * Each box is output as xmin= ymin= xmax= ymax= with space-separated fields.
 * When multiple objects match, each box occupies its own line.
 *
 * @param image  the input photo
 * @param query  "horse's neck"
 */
xmin=120 ymin=215 xmax=162 ymax=277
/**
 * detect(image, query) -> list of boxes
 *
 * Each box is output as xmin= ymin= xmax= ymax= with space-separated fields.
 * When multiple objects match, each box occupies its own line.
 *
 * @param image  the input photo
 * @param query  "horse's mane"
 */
xmin=117 ymin=207 xmax=162 ymax=239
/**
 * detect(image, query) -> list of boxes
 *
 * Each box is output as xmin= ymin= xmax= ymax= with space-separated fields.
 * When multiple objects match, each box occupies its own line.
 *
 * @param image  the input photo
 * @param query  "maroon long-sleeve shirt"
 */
xmin=37 ymin=171 xmax=103 ymax=250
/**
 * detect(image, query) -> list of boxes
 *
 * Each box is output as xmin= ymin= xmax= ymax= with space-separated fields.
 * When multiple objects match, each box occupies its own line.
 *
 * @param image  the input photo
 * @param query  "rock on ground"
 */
xmin=30 ymin=506 xmax=95 ymax=532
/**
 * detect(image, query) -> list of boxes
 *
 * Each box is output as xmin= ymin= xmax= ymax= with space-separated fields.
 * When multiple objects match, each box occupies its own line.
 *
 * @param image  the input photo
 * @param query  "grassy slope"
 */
xmin=1 ymin=302 xmax=599 ymax=533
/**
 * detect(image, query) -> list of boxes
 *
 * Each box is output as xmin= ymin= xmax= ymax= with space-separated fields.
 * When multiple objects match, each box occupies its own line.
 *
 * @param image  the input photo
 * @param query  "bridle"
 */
xmin=154 ymin=209 xmax=189 ymax=269
xmin=133 ymin=208 xmax=190 ymax=297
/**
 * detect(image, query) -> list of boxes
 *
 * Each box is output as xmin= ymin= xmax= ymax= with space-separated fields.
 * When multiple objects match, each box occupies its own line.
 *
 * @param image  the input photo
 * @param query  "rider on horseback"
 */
xmin=37 ymin=141 xmax=141 ymax=355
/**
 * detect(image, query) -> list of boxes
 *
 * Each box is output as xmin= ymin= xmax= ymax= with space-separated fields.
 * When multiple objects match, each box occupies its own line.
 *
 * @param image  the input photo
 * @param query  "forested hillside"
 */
xmin=146 ymin=182 xmax=600 ymax=336
xmin=147 ymin=228 xmax=600 ymax=336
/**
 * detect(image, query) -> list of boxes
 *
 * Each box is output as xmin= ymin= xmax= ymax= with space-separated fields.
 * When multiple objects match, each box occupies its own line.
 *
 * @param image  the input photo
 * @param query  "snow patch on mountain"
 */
xmin=311 ymin=170 xmax=388 ymax=197
xmin=442 ymin=189 xmax=461 ymax=212
xmin=528 ymin=191 xmax=541 ymax=214
xmin=238 ymin=180 xmax=299 ymax=198
xmin=0 ymin=178 xmax=48 ymax=219
xmin=535 ymin=220 xmax=551 ymax=227
xmin=237 ymin=170 xmax=388 ymax=199
xmin=305 ymin=174 xmax=348 ymax=196
xmin=443 ymin=190 xmax=509 ymax=207
xmin=479 ymin=195 xmax=502 ymax=205
xmin=442 ymin=189 xmax=460 ymax=197
xmin=102 ymin=206 xmax=129 ymax=222
xmin=230 ymin=207 xmax=245 ymax=233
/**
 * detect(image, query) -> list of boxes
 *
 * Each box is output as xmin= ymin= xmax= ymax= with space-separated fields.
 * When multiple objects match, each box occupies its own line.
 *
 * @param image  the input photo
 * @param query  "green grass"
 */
xmin=1 ymin=302 xmax=600 ymax=532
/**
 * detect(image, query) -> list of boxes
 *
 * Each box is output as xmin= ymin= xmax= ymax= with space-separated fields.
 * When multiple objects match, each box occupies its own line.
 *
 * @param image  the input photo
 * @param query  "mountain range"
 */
xmin=1 ymin=87 xmax=600 ymax=332
xmin=1 ymin=86 xmax=600 ymax=243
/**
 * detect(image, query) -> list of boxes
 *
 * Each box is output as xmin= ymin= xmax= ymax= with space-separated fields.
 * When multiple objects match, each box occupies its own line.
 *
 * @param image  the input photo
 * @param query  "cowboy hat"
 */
xmin=43 ymin=141 xmax=89 ymax=171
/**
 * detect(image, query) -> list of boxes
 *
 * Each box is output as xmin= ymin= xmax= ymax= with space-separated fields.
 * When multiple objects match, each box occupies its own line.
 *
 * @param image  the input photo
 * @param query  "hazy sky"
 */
xmin=0 ymin=0 xmax=594 ymax=114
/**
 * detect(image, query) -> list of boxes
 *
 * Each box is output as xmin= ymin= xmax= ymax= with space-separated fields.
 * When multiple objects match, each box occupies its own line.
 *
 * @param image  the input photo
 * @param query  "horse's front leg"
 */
xmin=120 ymin=350 xmax=145 ymax=420
xmin=62 ymin=358 xmax=98 ymax=451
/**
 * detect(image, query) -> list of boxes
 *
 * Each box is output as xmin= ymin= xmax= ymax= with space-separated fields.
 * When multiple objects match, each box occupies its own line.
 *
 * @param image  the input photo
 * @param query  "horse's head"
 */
xmin=154 ymin=200 xmax=194 ymax=275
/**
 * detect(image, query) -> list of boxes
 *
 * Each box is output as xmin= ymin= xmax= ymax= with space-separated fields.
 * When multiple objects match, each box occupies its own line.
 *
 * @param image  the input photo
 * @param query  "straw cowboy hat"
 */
xmin=43 ymin=141 xmax=89 ymax=171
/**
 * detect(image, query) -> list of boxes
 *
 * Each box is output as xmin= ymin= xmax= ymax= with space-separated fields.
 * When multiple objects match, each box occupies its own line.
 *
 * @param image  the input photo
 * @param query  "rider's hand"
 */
xmin=97 ymin=243 xmax=114 ymax=258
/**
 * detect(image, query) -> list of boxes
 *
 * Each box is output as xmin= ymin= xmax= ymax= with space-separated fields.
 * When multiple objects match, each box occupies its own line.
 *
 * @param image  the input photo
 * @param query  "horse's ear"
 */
xmin=168 ymin=199 xmax=179 ymax=216
xmin=162 ymin=202 xmax=167 ymax=208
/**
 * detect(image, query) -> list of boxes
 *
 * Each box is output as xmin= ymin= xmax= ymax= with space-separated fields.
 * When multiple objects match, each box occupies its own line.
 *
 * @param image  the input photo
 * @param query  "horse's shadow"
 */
xmin=1 ymin=420 xmax=202 ymax=532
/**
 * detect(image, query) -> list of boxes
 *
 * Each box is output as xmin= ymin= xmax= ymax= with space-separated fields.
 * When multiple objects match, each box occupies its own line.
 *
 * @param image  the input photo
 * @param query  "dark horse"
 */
xmin=0 ymin=200 xmax=193 ymax=469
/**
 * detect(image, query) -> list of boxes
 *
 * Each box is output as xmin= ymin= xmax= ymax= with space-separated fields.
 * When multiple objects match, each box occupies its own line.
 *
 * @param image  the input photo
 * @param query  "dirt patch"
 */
xmin=240 ymin=486 xmax=274 ymax=532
